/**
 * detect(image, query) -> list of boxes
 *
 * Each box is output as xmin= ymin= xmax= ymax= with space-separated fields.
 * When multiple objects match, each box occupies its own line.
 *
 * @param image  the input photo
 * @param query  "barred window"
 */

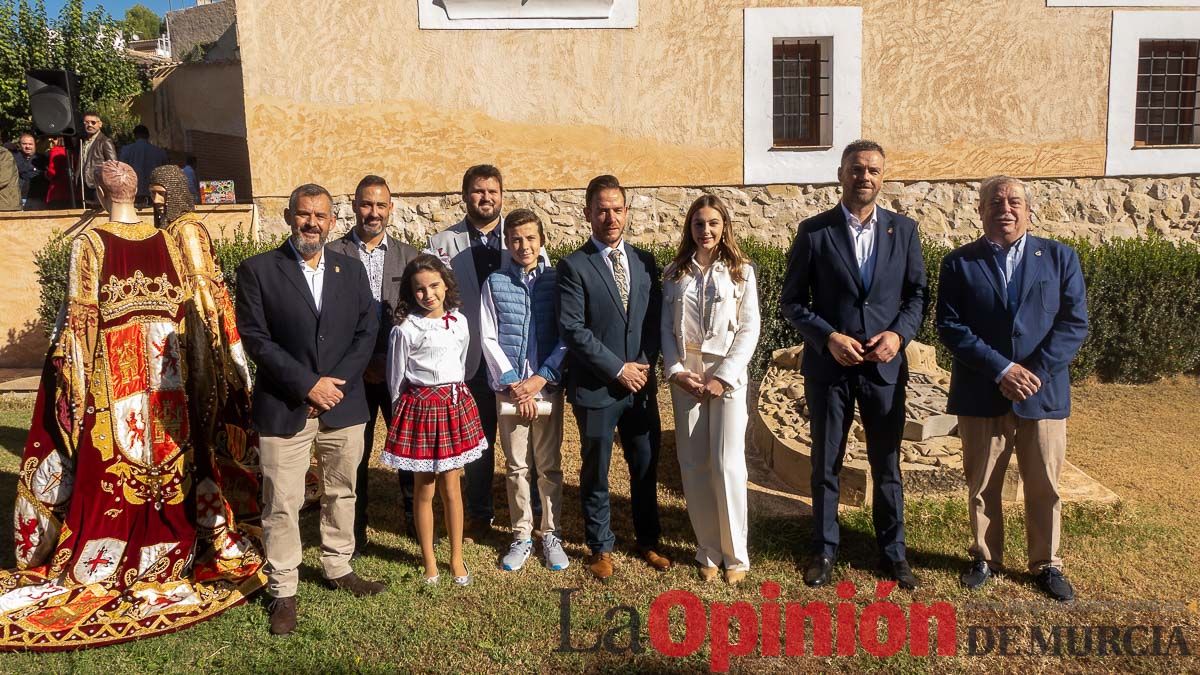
xmin=772 ymin=38 xmax=830 ymax=148
xmin=1136 ymin=39 xmax=1200 ymax=146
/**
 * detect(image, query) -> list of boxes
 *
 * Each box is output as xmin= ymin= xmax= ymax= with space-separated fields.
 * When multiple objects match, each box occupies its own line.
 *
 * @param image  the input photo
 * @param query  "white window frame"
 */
xmin=1106 ymin=10 xmax=1200 ymax=175
xmin=743 ymin=7 xmax=862 ymax=185
xmin=417 ymin=0 xmax=637 ymax=30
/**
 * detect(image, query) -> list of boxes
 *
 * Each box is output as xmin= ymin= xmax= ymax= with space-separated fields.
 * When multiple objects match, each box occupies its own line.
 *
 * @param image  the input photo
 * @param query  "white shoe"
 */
xmin=502 ymin=539 xmax=533 ymax=571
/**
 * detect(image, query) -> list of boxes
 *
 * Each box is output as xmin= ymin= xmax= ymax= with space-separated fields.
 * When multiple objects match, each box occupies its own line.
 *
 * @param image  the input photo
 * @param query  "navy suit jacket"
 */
xmin=235 ymin=242 xmax=378 ymax=436
xmin=557 ymin=239 xmax=661 ymax=409
xmin=936 ymin=235 xmax=1088 ymax=420
xmin=780 ymin=205 xmax=928 ymax=384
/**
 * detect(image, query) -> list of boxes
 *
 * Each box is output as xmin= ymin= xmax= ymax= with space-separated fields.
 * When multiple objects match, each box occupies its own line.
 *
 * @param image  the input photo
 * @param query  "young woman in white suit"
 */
xmin=661 ymin=194 xmax=761 ymax=584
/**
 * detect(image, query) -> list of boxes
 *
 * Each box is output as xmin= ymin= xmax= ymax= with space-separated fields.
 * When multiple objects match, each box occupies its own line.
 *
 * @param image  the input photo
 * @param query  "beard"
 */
xmin=290 ymin=229 xmax=328 ymax=258
xmin=466 ymin=201 xmax=500 ymax=224
xmin=153 ymin=204 xmax=166 ymax=228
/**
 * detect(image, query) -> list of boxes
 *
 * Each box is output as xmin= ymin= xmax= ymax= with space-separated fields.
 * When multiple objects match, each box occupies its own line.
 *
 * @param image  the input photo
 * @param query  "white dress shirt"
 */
xmin=289 ymin=239 xmax=325 ymax=312
xmin=590 ymin=236 xmax=631 ymax=303
xmin=479 ymin=263 xmax=568 ymax=395
xmin=841 ymin=202 xmax=878 ymax=288
xmin=682 ymin=257 xmax=719 ymax=349
xmin=387 ymin=309 xmax=470 ymax=402
xmin=987 ymin=233 xmax=1029 ymax=382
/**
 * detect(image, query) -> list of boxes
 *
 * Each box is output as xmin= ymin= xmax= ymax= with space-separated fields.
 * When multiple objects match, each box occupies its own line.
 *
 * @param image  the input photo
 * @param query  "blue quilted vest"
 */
xmin=485 ymin=260 xmax=562 ymax=386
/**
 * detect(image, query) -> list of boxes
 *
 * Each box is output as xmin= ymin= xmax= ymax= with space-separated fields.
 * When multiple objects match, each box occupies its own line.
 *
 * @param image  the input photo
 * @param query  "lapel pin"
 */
xmin=335 ymin=265 xmax=341 ymax=272
xmin=1034 ymin=250 xmax=1043 ymax=257
xmin=887 ymin=227 xmax=894 ymax=235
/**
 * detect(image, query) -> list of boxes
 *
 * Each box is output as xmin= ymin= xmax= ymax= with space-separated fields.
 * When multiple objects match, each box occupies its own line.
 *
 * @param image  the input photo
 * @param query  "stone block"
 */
xmin=764 ymin=184 xmax=803 ymax=201
xmin=903 ymin=414 xmax=958 ymax=441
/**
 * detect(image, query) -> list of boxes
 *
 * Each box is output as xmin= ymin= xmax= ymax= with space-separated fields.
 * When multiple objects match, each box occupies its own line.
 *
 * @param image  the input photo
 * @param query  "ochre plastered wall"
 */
xmin=238 ymin=0 xmax=1112 ymax=197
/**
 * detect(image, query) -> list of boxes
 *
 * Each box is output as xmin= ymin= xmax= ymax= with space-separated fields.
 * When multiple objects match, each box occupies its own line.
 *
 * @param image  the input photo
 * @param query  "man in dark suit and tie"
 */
xmin=936 ymin=176 xmax=1088 ymax=603
xmin=236 ymin=183 xmax=385 ymax=636
xmin=558 ymin=174 xmax=670 ymax=581
xmin=780 ymin=140 xmax=927 ymax=590
xmin=326 ymin=175 xmax=420 ymax=551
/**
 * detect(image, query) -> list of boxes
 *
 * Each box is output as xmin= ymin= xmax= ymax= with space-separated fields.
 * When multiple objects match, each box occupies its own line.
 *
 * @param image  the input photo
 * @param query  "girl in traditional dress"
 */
xmin=382 ymin=254 xmax=486 ymax=586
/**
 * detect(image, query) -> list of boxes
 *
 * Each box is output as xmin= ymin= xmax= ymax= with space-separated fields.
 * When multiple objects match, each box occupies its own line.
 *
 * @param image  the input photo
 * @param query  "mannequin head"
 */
xmin=95 ymin=160 xmax=138 ymax=212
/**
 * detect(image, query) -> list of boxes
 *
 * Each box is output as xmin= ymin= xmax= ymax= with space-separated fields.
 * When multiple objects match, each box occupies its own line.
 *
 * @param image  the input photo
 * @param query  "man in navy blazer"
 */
xmin=936 ymin=176 xmax=1088 ymax=603
xmin=780 ymin=140 xmax=927 ymax=590
xmin=558 ymin=174 xmax=669 ymax=581
xmin=235 ymin=184 xmax=384 ymax=636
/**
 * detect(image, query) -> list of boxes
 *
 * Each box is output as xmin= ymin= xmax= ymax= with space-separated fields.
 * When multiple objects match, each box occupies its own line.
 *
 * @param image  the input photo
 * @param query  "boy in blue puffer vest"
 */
xmin=480 ymin=208 xmax=570 ymax=571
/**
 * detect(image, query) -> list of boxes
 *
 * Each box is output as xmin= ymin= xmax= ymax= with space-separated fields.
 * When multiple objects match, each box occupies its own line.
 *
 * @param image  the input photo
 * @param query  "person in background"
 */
xmin=43 ymin=137 xmax=73 ymax=208
xmin=118 ymin=124 xmax=168 ymax=207
xmin=183 ymin=155 xmax=200 ymax=201
xmin=80 ymin=112 xmax=116 ymax=205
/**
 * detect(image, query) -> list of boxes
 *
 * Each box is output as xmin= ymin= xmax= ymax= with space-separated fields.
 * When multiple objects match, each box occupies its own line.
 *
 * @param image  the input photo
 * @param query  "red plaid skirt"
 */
xmin=380 ymin=383 xmax=487 ymax=473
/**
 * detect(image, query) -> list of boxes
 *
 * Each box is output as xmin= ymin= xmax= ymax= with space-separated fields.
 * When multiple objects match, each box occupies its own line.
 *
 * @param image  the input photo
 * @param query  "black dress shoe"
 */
xmin=1035 ymin=567 xmax=1075 ymax=603
xmin=803 ymin=555 xmax=834 ymax=587
xmin=960 ymin=559 xmax=993 ymax=590
xmin=880 ymin=558 xmax=920 ymax=590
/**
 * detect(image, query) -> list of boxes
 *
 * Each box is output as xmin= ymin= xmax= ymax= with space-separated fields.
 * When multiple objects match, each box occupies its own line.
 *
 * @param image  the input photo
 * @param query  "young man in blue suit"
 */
xmin=558 ymin=174 xmax=669 ymax=581
xmin=936 ymin=176 xmax=1088 ymax=603
xmin=780 ymin=140 xmax=928 ymax=590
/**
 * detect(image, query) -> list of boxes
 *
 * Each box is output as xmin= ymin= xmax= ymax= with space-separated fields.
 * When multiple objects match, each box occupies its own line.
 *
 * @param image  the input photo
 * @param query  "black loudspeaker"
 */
xmin=26 ymin=69 xmax=80 ymax=136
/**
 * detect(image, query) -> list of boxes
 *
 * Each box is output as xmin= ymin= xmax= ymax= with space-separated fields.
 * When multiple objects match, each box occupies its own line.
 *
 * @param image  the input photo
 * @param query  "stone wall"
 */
xmin=253 ymin=175 xmax=1200 ymax=248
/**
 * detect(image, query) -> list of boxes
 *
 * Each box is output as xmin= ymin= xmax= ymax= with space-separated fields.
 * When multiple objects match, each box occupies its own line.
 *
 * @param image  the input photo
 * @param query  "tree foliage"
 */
xmin=0 ymin=0 xmax=147 ymax=142
xmin=122 ymin=3 xmax=160 ymax=41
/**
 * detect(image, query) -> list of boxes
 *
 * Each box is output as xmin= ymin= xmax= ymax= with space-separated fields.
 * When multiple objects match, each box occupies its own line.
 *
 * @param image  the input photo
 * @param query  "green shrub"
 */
xmin=1070 ymin=236 xmax=1200 ymax=383
xmin=213 ymin=230 xmax=285 ymax=295
xmin=33 ymin=230 xmax=1200 ymax=384
xmin=33 ymin=232 xmax=73 ymax=338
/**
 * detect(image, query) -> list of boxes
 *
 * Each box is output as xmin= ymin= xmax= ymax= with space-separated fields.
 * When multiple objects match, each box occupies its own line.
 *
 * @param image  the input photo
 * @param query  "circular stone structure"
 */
xmin=751 ymin=342 xmax=1120 ymax=507
xmin=753 ymin=342 xmax=967 ymax=505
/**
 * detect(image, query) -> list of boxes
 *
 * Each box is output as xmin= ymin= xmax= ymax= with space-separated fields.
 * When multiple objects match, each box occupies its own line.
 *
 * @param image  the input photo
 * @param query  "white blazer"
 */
xmin=661 ymin=260 xmax=760 ymax=391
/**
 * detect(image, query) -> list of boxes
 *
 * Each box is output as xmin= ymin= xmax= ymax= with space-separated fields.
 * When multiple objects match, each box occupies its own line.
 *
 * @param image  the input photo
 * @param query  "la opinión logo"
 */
xmin=557 ymin=580 xmax=957 ymax=671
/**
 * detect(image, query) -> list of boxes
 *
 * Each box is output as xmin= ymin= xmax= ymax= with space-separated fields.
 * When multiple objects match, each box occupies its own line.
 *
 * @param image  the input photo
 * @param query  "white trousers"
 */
xmin=670 ymin=350 xmax=750 ymax=570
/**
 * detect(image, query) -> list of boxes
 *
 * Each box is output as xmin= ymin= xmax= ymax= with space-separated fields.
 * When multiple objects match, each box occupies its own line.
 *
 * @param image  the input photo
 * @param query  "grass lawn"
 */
xmin=0 ymin=378 xmax=1198 ymax=673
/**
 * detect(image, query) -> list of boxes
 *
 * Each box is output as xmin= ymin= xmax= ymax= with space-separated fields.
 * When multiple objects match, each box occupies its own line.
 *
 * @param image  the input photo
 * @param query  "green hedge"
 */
xmin=34 ymin=231 xmax=1200 ymax=384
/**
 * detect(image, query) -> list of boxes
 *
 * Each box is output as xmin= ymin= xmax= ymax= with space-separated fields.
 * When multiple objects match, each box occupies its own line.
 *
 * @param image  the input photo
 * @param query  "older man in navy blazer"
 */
xmin=781 ymin=140 xmax=927 ymax=590
xmin=936 ymin=176 xmax=1088 ymax=603
xmin=236 ymin=183 xmax=385 ymax=636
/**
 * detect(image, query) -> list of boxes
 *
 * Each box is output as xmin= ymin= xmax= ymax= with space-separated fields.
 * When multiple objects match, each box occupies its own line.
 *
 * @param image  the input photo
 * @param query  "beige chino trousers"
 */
xmin=259 ymin=419 xmax=365 ymax=598
xmin=496 ymin=392 xmax=565 ymax=540
xmin=958 ymin=413 xmax=1066 ymax=573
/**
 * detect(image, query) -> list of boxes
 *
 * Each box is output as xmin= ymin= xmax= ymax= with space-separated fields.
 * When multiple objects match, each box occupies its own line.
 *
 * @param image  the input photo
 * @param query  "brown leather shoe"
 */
xmin=464 ymin=518 xmax=492 ymax=545
xmin=636 ymin=546 xmax=673 ymax=572
xmin=268 ymin=596 xmax=297 ymax=636
xmin=587 ymin=552 xmax=614 ymax=581
xmin=327 ymin=572 xmax=387 ymax=597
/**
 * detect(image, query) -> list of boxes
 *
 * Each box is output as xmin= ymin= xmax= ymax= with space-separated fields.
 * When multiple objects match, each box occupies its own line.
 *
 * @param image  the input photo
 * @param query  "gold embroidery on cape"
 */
xmin=98 ymin=271 xmax=186 ymax=321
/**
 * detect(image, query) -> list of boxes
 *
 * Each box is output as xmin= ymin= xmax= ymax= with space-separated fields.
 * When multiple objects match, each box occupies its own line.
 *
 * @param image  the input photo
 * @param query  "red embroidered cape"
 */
xmin=0 ymin=218 xmax=266 ymax=651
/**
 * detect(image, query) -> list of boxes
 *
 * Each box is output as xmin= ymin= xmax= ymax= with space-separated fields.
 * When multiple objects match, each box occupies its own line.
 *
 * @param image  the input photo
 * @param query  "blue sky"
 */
xmin=43 ymin=0 xmax=182 ymax=20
